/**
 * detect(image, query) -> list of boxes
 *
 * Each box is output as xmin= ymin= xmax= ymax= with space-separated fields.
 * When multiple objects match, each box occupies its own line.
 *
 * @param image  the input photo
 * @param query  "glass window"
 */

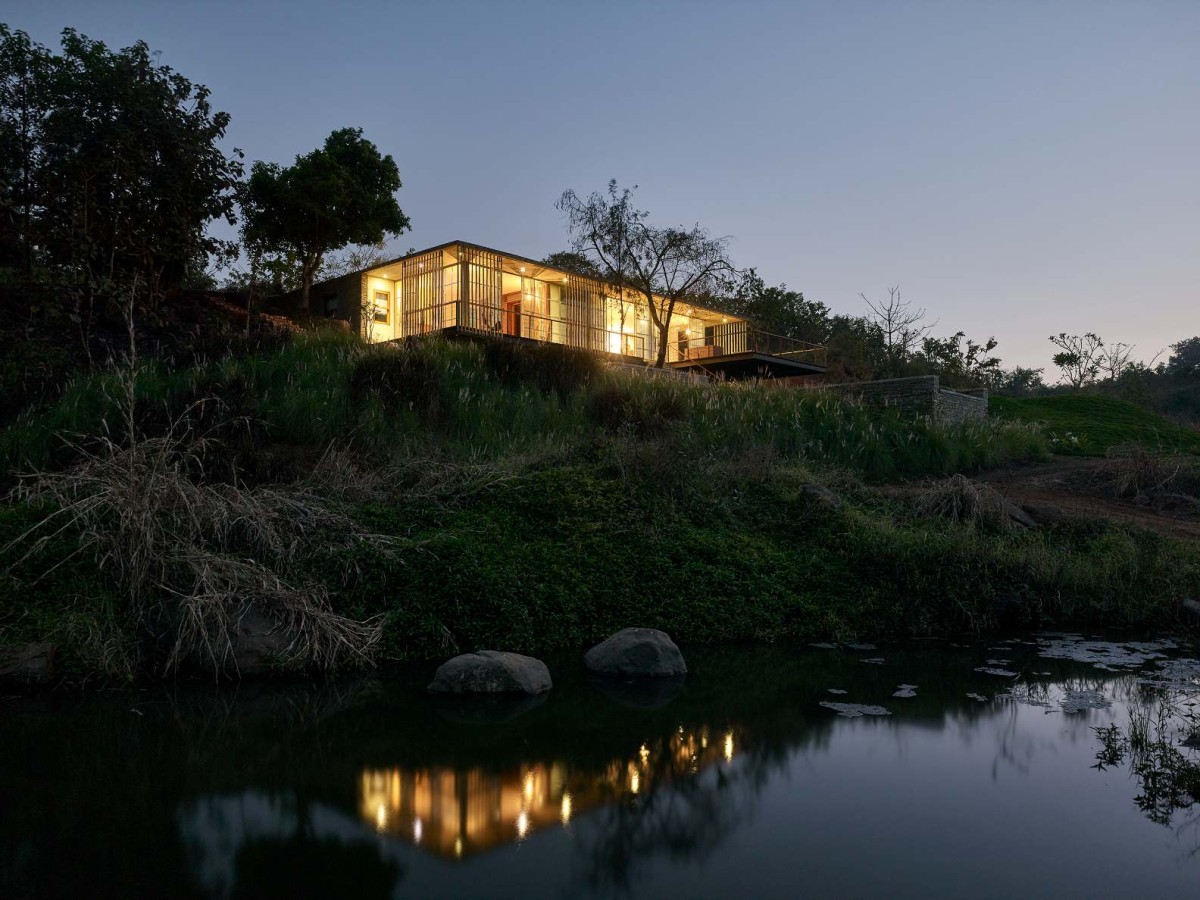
xmin=373 ymin=290 xmax=390 ymax=324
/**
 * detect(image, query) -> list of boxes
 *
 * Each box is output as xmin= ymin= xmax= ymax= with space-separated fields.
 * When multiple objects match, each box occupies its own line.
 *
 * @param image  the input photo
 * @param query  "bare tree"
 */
xmin=861 ymin=286 xmax=933 ymax=373
xmin=1049 ymin=332 xmax=1104 ymax=389
xmin=558 ymin=180 xmax=734 ymax=367
xmin=1098 ymin=341 xmax=1136 ymax=382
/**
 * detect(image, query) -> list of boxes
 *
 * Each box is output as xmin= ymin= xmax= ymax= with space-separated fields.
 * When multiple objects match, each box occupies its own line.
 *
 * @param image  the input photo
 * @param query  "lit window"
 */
xmin=373 ymin=290 xmax=390 ymax=324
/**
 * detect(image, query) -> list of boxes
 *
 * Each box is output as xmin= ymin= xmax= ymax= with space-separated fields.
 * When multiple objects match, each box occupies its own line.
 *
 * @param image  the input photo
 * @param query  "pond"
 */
xmin=3 ymin=634 xmax=1199 ymax=899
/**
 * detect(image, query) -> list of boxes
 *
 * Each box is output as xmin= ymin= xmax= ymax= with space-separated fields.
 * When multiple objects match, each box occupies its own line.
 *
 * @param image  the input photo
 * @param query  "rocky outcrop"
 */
xmin=584 ymin=628 xmax=687 ymax=677
xmin=427 ymin=650 xmax=552 ymax=695
xmin=0 ymin=642 xmax=56 ymax=685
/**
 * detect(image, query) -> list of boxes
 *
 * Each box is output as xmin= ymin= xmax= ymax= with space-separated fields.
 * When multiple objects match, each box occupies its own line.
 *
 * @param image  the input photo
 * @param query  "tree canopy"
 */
xmin=241 ymin=127 xmax=409 ymax=312
xmin=0 ymin=25 xmax=242 ymax=317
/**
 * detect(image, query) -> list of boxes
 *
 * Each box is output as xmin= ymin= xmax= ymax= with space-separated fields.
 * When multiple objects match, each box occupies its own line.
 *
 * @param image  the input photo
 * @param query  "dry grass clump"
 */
xmin=305 ymin=444 xmax=532 ymax=508
xmin=1104 ymin=444 xmax=1182 ymax=498
xmin=6 ymin=431 xmax=396 ymax=676
xmin=914 ymin=474 xmax=1014 ymax=530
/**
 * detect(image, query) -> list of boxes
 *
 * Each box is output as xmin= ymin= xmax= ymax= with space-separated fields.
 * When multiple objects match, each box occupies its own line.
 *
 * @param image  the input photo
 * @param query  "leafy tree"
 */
xmin=917 ymin=332 xmax=1001 ymax=386
xmin=558 ymin=180 xmax=734 ymax=367
xmin=726 ymin=269 xmax=830 ymax=343
xmin=241 ymin=128 xmax=409 ymax=313
xmin=1167 ymin=336 xmax=1200 ymax=377
xmin=542 ymin=250 xmax=601 ymax=279
xmin=1049 ymin=332 xmax=1104 ymax=389
xmin=992 ymin=366 xmax=1046 ymax=396
xmin=0 ymin=26 xmax=243 ymax=332
xmin=0 ymin=25 xmax=55 ymax=273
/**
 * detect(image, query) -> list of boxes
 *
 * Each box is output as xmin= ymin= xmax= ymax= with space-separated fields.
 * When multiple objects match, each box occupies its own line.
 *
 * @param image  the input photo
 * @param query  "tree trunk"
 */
xmin=298 ymin=252 xmax=321 ymax=314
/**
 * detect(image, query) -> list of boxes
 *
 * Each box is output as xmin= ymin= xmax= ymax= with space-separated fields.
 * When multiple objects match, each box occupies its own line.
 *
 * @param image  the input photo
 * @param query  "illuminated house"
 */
xmin=311 ymin=241 xmax=826 ymax=379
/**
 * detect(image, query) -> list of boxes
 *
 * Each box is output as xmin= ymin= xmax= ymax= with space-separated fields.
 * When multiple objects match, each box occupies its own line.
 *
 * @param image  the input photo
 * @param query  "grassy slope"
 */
xmin=1 ymin=334 xmax=1196 ymax=679
xmin=990 ymin=394 xmax=1200 ymax=456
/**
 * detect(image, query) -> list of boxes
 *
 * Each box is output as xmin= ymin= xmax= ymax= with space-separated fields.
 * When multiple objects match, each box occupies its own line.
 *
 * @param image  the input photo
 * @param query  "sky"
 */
xmin=10 ymin=1 xmax=1199 ymax=369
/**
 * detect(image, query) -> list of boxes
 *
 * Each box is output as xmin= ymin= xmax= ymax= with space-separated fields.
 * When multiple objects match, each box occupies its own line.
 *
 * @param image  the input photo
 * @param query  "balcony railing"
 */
xmin=671 ymin=323 xmax=826 ymax=368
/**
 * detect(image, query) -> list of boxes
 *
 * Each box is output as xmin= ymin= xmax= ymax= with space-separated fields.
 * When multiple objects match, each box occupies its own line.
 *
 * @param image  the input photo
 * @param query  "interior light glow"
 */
xmin=413 ymin=817 xmax=423 ymax=844
xmin=516 ymin=811 xmax=529 ymax=838
xmin=561 ymin=792 xmax=573 ymax=826
xmin=724 ymin=732 xmax=735 ymax=763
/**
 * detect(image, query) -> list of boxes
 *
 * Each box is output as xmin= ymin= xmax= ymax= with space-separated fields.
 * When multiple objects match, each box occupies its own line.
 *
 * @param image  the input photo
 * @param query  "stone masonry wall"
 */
xmin=808 ymin=375 xmax=987 ymax=424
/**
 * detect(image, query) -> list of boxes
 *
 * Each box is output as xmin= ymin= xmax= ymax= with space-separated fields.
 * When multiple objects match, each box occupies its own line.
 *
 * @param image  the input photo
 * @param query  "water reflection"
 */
xmin=6 ymin=641 xmax=1200 ymax=899
xmin=358 ymin=725 xmax=737 ymax=859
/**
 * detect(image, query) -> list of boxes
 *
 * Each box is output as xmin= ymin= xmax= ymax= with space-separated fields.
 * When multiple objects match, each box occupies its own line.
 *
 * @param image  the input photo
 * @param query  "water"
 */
xmin=3 ymin=635 xmax=1199 ymax=899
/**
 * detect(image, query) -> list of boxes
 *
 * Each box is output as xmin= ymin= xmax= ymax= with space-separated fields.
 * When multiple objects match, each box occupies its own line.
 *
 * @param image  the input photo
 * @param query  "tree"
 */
xmin=241 ymin=128 xmax=409 ymax=313
xmin=0 ymin=27 xmax=243 ymax=333
xmin=918 ymin=332 xmax=1001 ymax=386
xmin=558 ymin=180 xmax=734 ymax=367
xmin=993 ymin=366 xmax=1046 ymax=397
xmin=1049 ymin=332 xmax=1104 ymax=389
xmin=1098 ymin=341 xmax=1136 ymax=382
xmin=542 ymin=250 xmax=601 ymax=279
xmin=1166 ymin=336 xmax=1200 ymax=377
xmin=861 ymin=286 xmax=933 ymax=376
xmin=726 ymin=269 xmax=830 ymax=343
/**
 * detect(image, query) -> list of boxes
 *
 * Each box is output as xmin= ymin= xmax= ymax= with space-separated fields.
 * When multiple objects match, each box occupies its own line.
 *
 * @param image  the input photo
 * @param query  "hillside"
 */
xmin=1 ymin=333 xmax=1197 ymax=684
xmin=989 ymin=394 xmax=1200 ymax=456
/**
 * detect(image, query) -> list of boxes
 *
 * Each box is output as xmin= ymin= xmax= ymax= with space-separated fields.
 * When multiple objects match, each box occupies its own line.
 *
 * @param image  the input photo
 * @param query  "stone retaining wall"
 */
xmin=807 ymin=375 xmax=988 ymax=424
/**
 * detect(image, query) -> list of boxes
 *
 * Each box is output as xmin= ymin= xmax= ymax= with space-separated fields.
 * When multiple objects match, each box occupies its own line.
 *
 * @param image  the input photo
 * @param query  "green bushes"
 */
xmin=2 ymin=331 xmax=1049 ymax=481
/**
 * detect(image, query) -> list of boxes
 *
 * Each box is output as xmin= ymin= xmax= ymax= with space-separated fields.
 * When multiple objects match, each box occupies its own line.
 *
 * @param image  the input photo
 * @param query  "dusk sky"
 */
xmin=13 ymin=1 xmax=1198 ymax=370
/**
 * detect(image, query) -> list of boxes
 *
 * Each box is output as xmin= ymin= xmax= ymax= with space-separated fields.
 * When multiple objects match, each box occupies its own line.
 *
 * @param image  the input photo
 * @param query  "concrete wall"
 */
xmin=809 ymin=375 xmax=987 ymax=424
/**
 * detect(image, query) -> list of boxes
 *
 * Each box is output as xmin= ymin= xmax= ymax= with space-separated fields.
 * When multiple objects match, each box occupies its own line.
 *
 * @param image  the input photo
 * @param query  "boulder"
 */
xmin=0 ymin=642 xmax=55 ymax=686
xmin=584 ymin=628 xmax=686 ymax=677
xmin=427 ymin=650 xmax=552 ymax=695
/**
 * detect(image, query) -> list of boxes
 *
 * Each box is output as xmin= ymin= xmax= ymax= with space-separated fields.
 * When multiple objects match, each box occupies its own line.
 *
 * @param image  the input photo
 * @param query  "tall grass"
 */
xmin=0 ymin=331 xmax=1048 ymax=481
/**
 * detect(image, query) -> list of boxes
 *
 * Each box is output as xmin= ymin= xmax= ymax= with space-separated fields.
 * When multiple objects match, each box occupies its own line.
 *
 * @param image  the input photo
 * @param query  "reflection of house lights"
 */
xmin=523 ymin=772 xmax=535 ymax=803
xmin=375 ymin=803 xmax=387 ymax=832
xmin=413 ymin=817 xmax=423 ymax=844
xmin=630 ymin=771 xmax=640 ymax=794
xmin=724 ymin=732 xmax=735 ymax=763
xmin=561 ymin=792 xmax=573 ymax=826
xmin=516 ymin=811 xmax=529 ymax=838
xmin=639 ymin=744 xmax=650 ymax=764
xmin=454 ymin=837 xmax=463 ymax=858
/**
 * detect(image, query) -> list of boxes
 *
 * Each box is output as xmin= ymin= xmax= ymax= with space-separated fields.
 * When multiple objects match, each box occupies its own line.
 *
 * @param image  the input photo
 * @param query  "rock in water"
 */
xmin=584 ymin=628 xmax=687 ymax=677
xmin=427 ymin=651 xmax=552 ymax=695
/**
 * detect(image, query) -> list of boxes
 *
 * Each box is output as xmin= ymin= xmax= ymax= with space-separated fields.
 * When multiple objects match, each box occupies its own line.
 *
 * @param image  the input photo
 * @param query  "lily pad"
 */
xmin=1060 ymin=689 xmax=1112 ymax=712
xmin=820 ymin=701 xmax=891 ymax=718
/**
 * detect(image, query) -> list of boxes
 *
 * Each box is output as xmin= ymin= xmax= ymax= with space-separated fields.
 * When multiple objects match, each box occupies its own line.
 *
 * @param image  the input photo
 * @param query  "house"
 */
xmin=308 ymin=241 xmax=826 ymax=379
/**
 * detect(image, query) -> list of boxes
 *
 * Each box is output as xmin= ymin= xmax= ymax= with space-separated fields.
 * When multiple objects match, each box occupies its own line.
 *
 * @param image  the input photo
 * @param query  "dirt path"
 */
xmin=887 ymin=457 xmax=1200 ymax=542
